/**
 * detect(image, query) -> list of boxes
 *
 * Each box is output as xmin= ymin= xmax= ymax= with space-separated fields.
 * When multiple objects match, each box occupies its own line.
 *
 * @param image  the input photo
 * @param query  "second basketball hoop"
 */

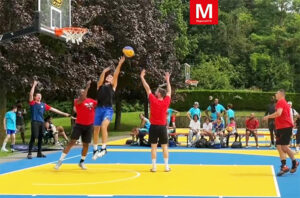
xmin=55 ymin=27 xmax=88 ymax=45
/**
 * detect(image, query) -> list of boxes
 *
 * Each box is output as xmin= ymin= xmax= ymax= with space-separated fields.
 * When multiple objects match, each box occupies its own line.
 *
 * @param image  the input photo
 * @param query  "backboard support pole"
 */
xmin=0 ymin=11 xmax=40 ymax=43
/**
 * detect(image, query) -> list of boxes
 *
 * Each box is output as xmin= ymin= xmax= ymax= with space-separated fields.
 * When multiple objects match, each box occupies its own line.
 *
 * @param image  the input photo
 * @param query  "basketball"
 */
xmin=122 ymin=46 xmax=135 ymax=58
xmin=227 ymin=127 xmax=233 ymax=132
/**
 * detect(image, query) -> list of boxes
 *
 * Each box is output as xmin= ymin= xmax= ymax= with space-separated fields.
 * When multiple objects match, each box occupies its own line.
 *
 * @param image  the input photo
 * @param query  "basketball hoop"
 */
xmin=54 ymin=27 xmax=88 ymax=45
xmin=185 ymin=79 xmax=199 ymax=87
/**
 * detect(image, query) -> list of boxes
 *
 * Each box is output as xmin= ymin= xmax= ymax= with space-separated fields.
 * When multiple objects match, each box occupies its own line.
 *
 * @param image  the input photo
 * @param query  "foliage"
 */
xmin=172 ymin=89 xmax=300 ymax=111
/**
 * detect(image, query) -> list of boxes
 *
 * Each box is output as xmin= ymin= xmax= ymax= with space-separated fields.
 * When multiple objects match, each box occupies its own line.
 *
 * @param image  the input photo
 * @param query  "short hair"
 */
xmin=230 ymin=117 xmax=235 ymax=121
xmin=157 ymin=88 xmax=166 ymax=98
xmin=227 ymin=104 xmax=233 ymax=109
xmin=139 ymin=113 xmax=144 ymax=117
xmin=193 ymin=114 xmax=199 ymax=120
xmin=11 ymin=105 xmax=17 ymax=110
xmin=278 ymin=89 xmax=286 ymax=96
xmin=217 ymin=117 xmax=222 ymax=121
xmin=34 ymin=92 xmax=41 ymax=96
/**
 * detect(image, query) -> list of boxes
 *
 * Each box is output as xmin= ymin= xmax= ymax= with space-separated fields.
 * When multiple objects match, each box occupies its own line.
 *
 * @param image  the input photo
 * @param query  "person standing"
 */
xmin=205 ymin=98 xmax=226 ymax=122
xmin=27 ymin=80 xmax=70 ymax=159
xmin=264 ymin=89 xmax=299 ymax=176
xmin=226 ymin=104 xmax=235 ymax=125
xmin=265 ymin=96 xmax=276 ymax=149
xmin=140 ymin=69 xmax=171 ymax=172
xmin=55 ymin=81 xmax=97 ymax=170
xmin=187 ymin=102 xmax=201 ymax=121
xmin=92 ymin=56 xmax=126 ymax=160
xmin=1 ymin=106 xmax=17 ymax=152
xmin=16 ymin=102 xmax=26 ymax=144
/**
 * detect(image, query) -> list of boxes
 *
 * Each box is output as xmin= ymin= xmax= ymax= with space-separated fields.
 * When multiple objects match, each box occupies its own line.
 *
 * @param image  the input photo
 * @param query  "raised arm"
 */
xmin=97 ymin=67 xmax=111 ymax=89
xmin=140 ymin=69 xmax=151 ymax=96
xmin=77 ymin=80 xmax=91 ymax=104
xmin=165 ymin=72 xmax=171 ymax=97
xmin=112 ymin=56 xmax=126 ymax=91
xmin=29 ymin=80 xmax=38 ymax=102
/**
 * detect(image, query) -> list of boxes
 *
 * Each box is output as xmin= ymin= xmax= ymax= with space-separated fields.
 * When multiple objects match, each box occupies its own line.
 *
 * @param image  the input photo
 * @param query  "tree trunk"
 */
xmin=144 ymin=97 xmax=149 ymax=118
xmin=114 ymin=94 xmax=122 ymax=130
xmin=0 ymin=82 xmax=7 ymax=145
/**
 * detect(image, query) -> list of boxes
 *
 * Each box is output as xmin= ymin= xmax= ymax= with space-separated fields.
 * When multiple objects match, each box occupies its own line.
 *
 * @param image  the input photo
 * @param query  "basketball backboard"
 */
xmin=38 ymin=0 xmax=71 ymax=37
xmin=184 ymin=63 xmax=191 ymax=81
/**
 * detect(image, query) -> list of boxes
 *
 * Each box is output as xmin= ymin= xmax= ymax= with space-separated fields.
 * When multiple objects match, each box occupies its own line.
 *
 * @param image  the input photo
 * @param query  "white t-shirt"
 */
xmin=203 ymin=122 xmax=213 ymax=131
xmin=189 ymin=120 xmax=201 ymax=131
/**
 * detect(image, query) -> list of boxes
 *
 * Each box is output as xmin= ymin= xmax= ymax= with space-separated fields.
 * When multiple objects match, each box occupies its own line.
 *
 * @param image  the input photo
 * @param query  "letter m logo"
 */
xmin=190 ymin=0 xmax=218 ymax=25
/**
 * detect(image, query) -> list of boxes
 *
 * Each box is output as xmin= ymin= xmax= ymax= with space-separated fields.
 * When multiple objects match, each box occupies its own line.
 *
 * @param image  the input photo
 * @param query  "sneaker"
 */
xmin=290 ymin=161 xmax=299 ymax=173
xmin=37 ymin=153 xmax=46 ymax=158
xmin=150 ymin=168 xmax=157 ymax=172
xmin=92 ymin=150 xmax=99 ymax=160
xmin=54 ymin=160 xmax=63 ymax=170
xmin=245 ymin=146 xmax=249 ymax=149
xmin=97 ymin=148 xmax=107 ymax=158
xmin=270 ymin=145 xmax=276 ymax=149
xmin=1 ymin=148 xmax=8 ymax=152
xmin=256 ymin=146 xmax=260 ymax=149
xmin=277 ymin=165 xmax=290 ymax=176
xmin=27 ymin=154 xmax=32 ymax=159
xmin=296 ymin=149 xmax=299 ymax=154
xmin=11 ymin=148 xmax=15 ymax=152
xmin=79 ymin=162 xmax=87 ymax=170
xmin=165 ymin=167 xmax=171 ymax=172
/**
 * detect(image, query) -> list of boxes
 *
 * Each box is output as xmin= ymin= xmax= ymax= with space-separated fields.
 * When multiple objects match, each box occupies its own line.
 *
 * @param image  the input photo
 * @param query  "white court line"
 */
xmin=87 ymin=195 xmax=113 ymax=197
xmin=272 ymin=165 xmax=281 ymax=197
xmin=0 ymin=151 xmax=92 ymax=176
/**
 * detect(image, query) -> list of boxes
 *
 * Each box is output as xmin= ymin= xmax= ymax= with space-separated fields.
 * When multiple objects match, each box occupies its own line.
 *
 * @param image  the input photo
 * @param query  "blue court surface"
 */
xmin=0 ymin=146 xmax=299 ymax=198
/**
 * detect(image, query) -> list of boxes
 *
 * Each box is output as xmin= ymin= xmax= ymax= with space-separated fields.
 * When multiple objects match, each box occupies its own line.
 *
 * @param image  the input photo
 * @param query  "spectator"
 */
xmin=225 ymin=117 xmax=240 ymax=147
xmin=213 ymin=117 xmax=225 ymax=139
xmin=205 ymin=98 xmax=226 ymax=122
xmin=167 ymin=108 xmax=179 ymax=127
xmin=295 ymin=115 xmax=300 ymax=153
xmin=44 ymin=116 xmax=69 ymax=145
xmin=170 ymin=111 xmax=177 ymax=130
xmin=188 ymin=114 xmax=201 ymax=147
xmin=265 ymin=96 xmax=276 ymax=149
xmin=131 ymin=113 xmax=151 ymax=143
xmin=245 ymin=113 xmax=259 ymax=149
xmin=202 ymin=117 xmax=213 ymax=141
xmin=226 ymin=104 xmax=235 ymax=125
xmin=16 ymin=102 xmax=27 ymax=144
xmin=288 ymin=101 xmax=298 ymax=125
xmin=187 ymin=102 xmax=201 ymax=121
xmin=1 ymin=105 xmax=17 ymax=152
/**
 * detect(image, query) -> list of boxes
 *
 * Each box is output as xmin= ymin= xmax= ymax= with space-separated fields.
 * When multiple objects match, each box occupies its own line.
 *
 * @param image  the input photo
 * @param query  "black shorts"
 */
xmin=246 ymin=129 xmax=257 ymax=136
xmin=71 ymin=124 xmax=93 ymax=143
xmin=149 ymin=125 xmax=168 ymax=145
xmin=276 ymin=127 xmax=292 ymax=145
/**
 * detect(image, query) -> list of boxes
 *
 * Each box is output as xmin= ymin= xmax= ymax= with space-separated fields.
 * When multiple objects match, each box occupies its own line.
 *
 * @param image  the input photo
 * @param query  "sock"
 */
xmin=59 ymin=153 xmax=67 ymax=161
xmin=152 ymin=159 xmax=157 ymax=170
xmin=281 ymin=160 xmax=286 ymax=167
xmin=292 ymin=159 xmax=297 ymax=167
xmin=101 ymin=144 xmax=107 ymax=149
xmin=2 ymin=142 xmax=7 ymax=149
xmin=80 ymin=156 xmax=86 ymax=163
xmin=93 ymin=144 xmax=98 ymax=151
xmin=164 ymin=158 xmax=169 ymax=169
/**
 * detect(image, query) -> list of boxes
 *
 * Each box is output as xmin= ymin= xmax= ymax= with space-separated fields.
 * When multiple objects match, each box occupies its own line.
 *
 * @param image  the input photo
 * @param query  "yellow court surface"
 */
xmin=0 ymin=164 xmax=279 ymax=197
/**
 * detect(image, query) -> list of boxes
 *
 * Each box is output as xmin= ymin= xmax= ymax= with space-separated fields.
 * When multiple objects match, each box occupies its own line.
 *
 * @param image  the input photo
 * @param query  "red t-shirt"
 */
xmin=245 ymin=118 xmax=259 ymax=130
xmin=171 ymin=115 xmax=176 ymax=122
xmin=74 ymin=98 xmax=97 ymax=125
xmin=275 ymin=99 xmax=293 ymax=129
xmin=149 ymin=93 xmax=171 ymax=125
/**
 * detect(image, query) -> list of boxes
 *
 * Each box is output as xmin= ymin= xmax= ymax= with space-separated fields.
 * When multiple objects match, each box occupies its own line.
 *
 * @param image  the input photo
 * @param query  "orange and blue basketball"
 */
xmin=122 ymin=46 xmax=135 ymax=58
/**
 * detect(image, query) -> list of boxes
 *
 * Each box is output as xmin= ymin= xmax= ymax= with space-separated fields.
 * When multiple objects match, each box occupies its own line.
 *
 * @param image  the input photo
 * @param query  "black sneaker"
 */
xmin=290 ymin=161 xmax=299 ymax=173
xmin=27 ymin=154 xmax=32 ymax=159
xmin=37 ymin=153 xmax=46 ymax=158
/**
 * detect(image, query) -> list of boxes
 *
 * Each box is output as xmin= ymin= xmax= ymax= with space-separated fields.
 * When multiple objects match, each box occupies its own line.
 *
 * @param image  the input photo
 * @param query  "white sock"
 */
xmin=101 ymin=144 xmax=107 ymax=149
xmin=296 ymin=147 xmax=299 ymax=151
xmin=1 ymin=142 xmax=6 ymax=149
xmin=59 ymin=153 xmax=67 ymax=161
xmin=81 ymin=156 xmax=86 ymax=160
xmin=164 ymin=158 xmax=169 ymax=169
xmin=93 ymin=144 xmax=98 ymax=151
xmin=152 ymin=159 xmax=157 ymax=170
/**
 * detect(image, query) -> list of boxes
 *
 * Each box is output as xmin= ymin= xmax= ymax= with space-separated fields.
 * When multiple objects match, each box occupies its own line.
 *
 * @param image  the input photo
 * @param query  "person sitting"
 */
xmin=201 ymin=117 xmax=213 ymax=141
xmin=188 ymin=114 xmax=201 ymax=147
xmin=225 ymin=117 xmax=240 ymax=147
xmin=245 ymin=113 xmax=259 ymax=149
xmin=213 ymin=117 xmax=225 ymax=140
xmin=44 ymin=116 xmax=69 ymax=145
xmin=131 ymin=113 xmax=151 ymax=144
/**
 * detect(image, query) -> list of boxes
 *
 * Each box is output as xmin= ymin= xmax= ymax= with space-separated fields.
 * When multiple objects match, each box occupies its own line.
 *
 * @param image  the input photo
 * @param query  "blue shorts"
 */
xmin=6 ymin=130 xmax=16 ymax=135
xmin=94 ymin=107 xmax=114 ymax=126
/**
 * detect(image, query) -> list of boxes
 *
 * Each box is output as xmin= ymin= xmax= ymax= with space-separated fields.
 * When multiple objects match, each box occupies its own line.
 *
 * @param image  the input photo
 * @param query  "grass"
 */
xmin=0 ymin=152 xmax=13 ymax=158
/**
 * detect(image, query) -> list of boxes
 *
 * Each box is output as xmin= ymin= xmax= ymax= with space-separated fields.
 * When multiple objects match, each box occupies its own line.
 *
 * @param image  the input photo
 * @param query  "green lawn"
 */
xmin=0 ymin=152 xmax=13 ymax=158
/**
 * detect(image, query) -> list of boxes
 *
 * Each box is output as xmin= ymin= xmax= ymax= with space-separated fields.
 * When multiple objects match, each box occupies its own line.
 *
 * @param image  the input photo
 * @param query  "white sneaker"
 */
xmin=150 ymin=168 xmax=157 ymax=172
xmin=54 ymin=160 xmax=63 ymax=170
xmin=79 ymin=162 xmax=87 ymax=170
xmin=1 ymin=148 xmax=8 ymax=152
xmin=165 ymin=167 xmax=171 ymax=172
xmin=92 ymin=150 xmax=99 ymax=160
xmin=256 ymin=146 xmax=259 ymax=149
xmin=245 ymin=146 xmax=249 ymax=149
xmin=97 ymin=148 xmax=107 ymax=158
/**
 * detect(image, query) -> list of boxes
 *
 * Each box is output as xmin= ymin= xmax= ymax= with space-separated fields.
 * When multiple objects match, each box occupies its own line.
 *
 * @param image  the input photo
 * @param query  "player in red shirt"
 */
xmin=264 ymin=89 xmax=299 ymax=176
xmin=245 ymin=113 xmax=260 ymax=149
xmin=140 ymin=69 xmax=171 ymax=172
xmin=55 ymin=81 xmax=97 ymax=170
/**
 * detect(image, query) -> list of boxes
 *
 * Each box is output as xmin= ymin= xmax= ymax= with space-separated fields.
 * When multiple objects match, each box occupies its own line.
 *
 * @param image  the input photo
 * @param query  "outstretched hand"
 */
xmin=140 ymin=69 xmax=146 ymax=78
xmin=119 ymin=56 xmax=126 ymax=65
xmin=165 ymin=72 xmax=170 ymax=82
xmin=33 ymin=80 xmax=38 ymax=87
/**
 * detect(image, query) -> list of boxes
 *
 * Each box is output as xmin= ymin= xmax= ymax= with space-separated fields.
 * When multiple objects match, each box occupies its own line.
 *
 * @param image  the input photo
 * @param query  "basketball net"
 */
xmin=55 ymin=27 xmax=88 ymax=45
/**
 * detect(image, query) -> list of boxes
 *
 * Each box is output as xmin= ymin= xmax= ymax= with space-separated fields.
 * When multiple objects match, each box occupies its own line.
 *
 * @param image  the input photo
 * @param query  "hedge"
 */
xmin=172 ymin=89 xmax=300 ymax=112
